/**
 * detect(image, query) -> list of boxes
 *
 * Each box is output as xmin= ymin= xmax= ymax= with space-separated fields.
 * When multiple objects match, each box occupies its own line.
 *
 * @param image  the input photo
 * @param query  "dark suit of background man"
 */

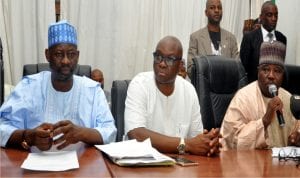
xmin=240 ymin=1 xmax=286 ymax=83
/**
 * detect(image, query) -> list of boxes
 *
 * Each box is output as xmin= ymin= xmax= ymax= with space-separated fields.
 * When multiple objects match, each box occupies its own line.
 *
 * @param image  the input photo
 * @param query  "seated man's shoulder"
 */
xmin=176 ymin=76 xmax=194 ymax=89
xmin=128 ymin=72 xmax=155 ymax=92
xmin=279 ymin=87 xmax=292 ymax=97
xmin=75 ymin=75 xmax=99 ymax=88
xmin=174 ymin=77 xmax=198 ymax=100
xmin=234 ymin=82 xmax=257 ymax=99
xmin=132 ymin=71 xmax=154 ymax=83
xmin=22 ymin=71 xmax=50 ymax=85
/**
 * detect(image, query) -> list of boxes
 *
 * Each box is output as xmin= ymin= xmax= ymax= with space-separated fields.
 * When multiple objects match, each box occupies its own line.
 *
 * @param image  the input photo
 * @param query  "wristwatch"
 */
xmin=177 ymin=138 xmax=185 ymax=154
xmin=21 ymin=130 xmax=30 ymax=150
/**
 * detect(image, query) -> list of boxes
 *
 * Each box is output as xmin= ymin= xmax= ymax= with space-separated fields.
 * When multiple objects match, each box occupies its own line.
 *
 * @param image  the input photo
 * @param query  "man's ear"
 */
xmin=179 ymin=60 xmax=184 ymax=68
xmin=177 ymin=60 xmax=184 ymax=73
xmin=45 ymin=49 xmax=50 ymax=62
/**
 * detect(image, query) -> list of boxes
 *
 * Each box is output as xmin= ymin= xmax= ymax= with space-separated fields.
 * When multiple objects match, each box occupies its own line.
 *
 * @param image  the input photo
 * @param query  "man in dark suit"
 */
xmin=240 ymin=1 xmax=287 ymax=83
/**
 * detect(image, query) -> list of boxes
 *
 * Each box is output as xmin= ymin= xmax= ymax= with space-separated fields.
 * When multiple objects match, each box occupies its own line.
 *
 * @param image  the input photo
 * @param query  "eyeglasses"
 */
xmin=153 ymin=52 xmax=181 ymax=66
xmin=52 ymin=50 xmax=79 ymax=61
xmin=278 ymin=148 xmax=300 ymax=168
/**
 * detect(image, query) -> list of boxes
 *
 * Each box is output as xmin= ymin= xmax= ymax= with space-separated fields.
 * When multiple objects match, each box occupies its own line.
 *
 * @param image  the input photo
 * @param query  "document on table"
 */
xmin=272 ymin=146 xmax=300 ymax=157
xmin=95 ymin=138 xmax=175 ymax=166
xmin=21 ymin=150 xmax=79 ymax=171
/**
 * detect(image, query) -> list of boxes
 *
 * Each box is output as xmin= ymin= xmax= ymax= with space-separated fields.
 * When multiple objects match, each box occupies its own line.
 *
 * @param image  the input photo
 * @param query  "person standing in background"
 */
xmin=240 ymin=1 xmax=287 ymax=83
xmin=187 ymin=0 xmax=238 ymax=78
xmin=91 ymin=68 xmax=111 ymax=105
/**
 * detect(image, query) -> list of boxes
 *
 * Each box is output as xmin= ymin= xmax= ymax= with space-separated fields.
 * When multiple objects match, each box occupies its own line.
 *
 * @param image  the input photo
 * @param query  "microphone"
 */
xmin=290 ymin=95 xmax=300 ymax=120
xmin=268 ymin=84 xmax=285 ymax=127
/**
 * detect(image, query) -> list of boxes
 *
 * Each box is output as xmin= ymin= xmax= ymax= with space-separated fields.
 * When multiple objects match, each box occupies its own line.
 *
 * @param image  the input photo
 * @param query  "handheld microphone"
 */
xmin=268 ymin=84 xmax=285 ymax=127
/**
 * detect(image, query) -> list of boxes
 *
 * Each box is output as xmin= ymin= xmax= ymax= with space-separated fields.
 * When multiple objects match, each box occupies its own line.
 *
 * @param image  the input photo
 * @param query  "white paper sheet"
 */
xmin=21 ymin=150 xmax=79 ymax=171
xmin=95 ymin=138 xmax=175 ymax=166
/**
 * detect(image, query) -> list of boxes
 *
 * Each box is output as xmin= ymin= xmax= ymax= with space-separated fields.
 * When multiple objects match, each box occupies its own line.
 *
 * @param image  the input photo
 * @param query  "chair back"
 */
xmin=283 ymin=64 xmax=300 ymax=95
xmin=111 ymin=80 xmax=131 ymax=142
xmin=191 ymin=55 xmax=248 ymax=130
xmin=23 ymin=63 xmax=91 ymax=78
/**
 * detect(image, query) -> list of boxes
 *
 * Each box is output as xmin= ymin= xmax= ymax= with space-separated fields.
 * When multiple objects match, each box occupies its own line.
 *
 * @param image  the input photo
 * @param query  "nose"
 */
xmin=156 ymin=57 xmax=168 ymax=67
xmin=158 ymin=58 xmax=168 ymax=67
xmin=214 ymin=6 xmax=221 ymax=13
xmin=61 ymin=54 xmax=71 ymax=64
xmin=267 ymin=70 xmax=276 ymax=80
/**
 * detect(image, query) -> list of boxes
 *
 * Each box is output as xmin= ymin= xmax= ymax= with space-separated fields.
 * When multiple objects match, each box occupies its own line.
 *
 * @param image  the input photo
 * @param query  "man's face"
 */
xmin=258 ymin=64 xmax=284 ymax=97
xmin=153 ymin=44 xmax=182 ymax=85
xmin=46 ymin=44 xmax=79 ymax=81
xmin=260 ymin=4 xmax=278 ymax=32
xmin=205 ymin=0 xmax=223 ymax=25
xmin=91 ymin=72 xmax=104 ymax=87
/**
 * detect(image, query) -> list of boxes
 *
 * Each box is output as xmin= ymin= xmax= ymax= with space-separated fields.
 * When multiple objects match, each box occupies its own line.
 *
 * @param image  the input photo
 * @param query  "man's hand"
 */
xmin=30 ymin=123 xmax=54 ymax=151
xmin=263 ymin=96 xmax=283 ymax=128
xmin=288 ymin=122 xmax=300 ymax=146
xmin=185 ymin=128 xmax=222 ymax=157
xmin=53 ymin=120 xmax=83 ymax=150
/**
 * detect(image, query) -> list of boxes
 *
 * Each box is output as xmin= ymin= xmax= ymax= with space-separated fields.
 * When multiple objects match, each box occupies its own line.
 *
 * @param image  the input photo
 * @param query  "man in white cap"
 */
xmin=0 ymin=20 xmax=116 ymax=151
xmin=220 ymin=41 xmax=300 ymax=150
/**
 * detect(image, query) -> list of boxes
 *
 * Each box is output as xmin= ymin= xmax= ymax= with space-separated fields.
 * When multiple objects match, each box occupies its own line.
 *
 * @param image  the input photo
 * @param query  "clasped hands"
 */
xmin=185 ymin=128 xmax=222 ymax=157
xmin=28 ymin=120 xmax=82 ymax=151
xmin=288 ymin=121 xmax=300 ymax=147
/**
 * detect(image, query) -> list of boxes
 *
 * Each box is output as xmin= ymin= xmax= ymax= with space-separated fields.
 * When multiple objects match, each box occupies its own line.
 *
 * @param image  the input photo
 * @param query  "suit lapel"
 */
xmin=220 ymin=28 xmax=227 ymax=54
xmin=200 ymin=27 xmax=212 ymax=54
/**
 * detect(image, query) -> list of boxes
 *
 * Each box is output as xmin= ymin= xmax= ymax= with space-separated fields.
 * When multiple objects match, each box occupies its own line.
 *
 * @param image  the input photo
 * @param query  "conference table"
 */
xmin=1 ymin=146 xmax=110 ymax=177
xmin=1 ymin=146 xmax=299 ymax=177
xmin=104 ymin=149 xmax=299 ymax=177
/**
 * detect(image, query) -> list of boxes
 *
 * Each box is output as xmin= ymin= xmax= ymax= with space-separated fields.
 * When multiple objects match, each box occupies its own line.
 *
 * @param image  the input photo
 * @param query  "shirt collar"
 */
xmin=261 ymin=26 xmax=276 ymax=42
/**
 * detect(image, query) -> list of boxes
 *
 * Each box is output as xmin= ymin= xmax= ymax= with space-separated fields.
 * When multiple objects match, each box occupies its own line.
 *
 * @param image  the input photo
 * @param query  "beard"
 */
xmin=208 ymin=16 xmax=222 ymax=26
xmin=52 ymin=67 xmax=75 ymax=81
xmin=56 ymin=73 xmax=73 ymax=81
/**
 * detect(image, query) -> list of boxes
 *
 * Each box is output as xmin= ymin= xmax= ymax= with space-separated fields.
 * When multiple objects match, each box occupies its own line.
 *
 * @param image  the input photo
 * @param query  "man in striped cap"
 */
xmin=0 ymin=20 xmax=116 ymax=151
xmin=221 ymin=41 xmax=300 ymax=150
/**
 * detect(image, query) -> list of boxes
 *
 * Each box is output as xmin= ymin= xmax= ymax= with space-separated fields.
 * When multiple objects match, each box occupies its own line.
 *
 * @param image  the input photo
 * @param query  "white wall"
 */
xmin=276 ymin=0 xmax=300 ymax=65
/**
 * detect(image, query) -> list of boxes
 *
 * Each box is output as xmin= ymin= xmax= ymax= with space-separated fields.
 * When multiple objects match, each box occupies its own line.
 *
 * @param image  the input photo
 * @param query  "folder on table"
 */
xmin=95 ymin=138 xmax=175 ymax=166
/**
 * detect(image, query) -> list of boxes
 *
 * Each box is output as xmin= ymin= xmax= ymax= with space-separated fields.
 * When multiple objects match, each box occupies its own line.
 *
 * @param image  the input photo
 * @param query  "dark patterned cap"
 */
xmin=48 ymin=20 xmax=77 ymax=48
xmin=259 ymin=41 xmax=286 ymax=67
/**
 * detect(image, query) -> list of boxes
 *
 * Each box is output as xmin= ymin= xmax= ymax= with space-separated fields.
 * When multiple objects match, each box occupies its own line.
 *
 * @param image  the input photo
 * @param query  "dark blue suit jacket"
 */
xmin=240 ymin=28 xmax=287 ymax=82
